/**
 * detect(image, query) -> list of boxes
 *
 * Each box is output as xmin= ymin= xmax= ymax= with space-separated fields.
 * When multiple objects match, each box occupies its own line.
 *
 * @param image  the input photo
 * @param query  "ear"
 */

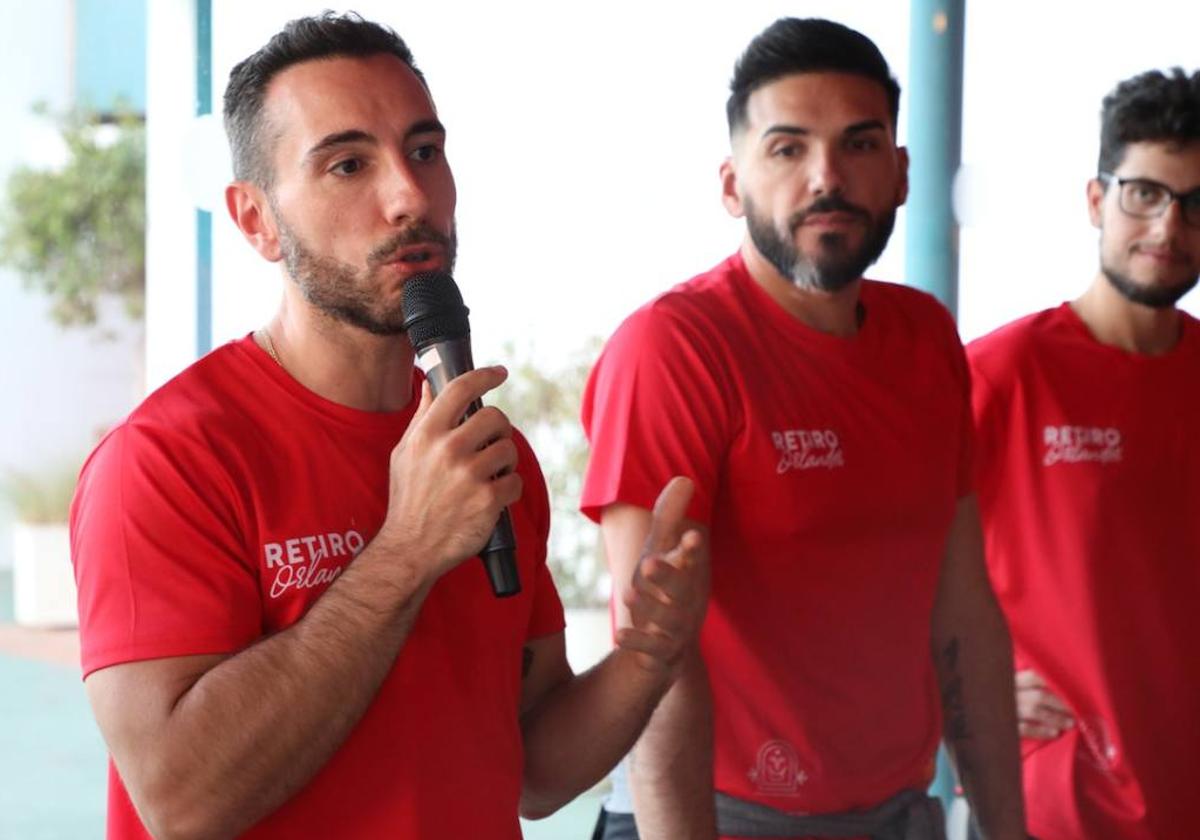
xmin=225 ymin=181 xmax=283 ymax=262
xmin=1086 ymin=178 xmax=1106 ymax=229
xmin=895 ymin=146 xmax=910 ymax=207
xmin=720 ymin=157 xmax=744 ymax=218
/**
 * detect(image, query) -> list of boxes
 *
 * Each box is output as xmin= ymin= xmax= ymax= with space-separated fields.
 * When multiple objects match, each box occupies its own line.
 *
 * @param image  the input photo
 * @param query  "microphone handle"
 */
xmin=420 ymin=340 xmax=521 ymax=598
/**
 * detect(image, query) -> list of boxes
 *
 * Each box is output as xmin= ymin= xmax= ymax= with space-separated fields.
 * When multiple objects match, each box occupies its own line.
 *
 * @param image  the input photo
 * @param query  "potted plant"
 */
xmin=4 ymin=462 xmax=80 ymax=628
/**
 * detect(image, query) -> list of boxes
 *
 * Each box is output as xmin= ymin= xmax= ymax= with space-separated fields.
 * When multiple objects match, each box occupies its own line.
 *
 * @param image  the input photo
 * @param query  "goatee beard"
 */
xmin=276 ymin=217 xmax=457 ymax=336
xmin=745 ymin=195 xmax=895 ymax=293
xmin=1101 ymin=264 xmax=1198 ymax=309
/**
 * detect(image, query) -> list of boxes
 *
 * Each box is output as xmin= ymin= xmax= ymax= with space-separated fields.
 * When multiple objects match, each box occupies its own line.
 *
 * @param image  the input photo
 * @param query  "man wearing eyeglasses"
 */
xmin=968 ymin=67 xmax=1200 ymax=840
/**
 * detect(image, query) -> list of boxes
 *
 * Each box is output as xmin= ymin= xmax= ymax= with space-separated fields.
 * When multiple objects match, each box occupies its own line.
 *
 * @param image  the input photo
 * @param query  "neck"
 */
xmin=263 ymin=292 xmax=416 ymax=412
xmin=1071 ymin=273 xmax=1183 ymax=356
xmin=740 ymin=240 xmax=862 ymax=337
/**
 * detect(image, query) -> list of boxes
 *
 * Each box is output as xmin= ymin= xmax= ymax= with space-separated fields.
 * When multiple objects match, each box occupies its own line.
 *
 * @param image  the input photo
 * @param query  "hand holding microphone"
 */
xmin=398 ymin=272 xmax=522 ymax=597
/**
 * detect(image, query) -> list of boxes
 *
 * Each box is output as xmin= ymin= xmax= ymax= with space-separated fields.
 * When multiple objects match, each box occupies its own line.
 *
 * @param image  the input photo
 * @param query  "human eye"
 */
xmin=329 ymin=157 xmax=363 ymax=176
xmin=847 ymin=134 xmax=881 ymax=152
xmin=1125 ymin=180 xmax=1164 ymax=208
xmin=770 ymin=142 xmax=802 ymax=159
xmin=408 ymin=142 xmax=444 ymax=163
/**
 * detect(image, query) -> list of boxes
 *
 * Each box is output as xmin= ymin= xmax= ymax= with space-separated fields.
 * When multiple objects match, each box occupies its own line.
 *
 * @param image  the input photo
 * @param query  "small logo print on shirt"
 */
xmin=771 ymin=429 xmax=845 ymax=473
xmin=748 ymin=739 xmax=809 ymax=796
xmin=1042 ymin=425 xmax=1122 ymax=467
xmin=261 ymin=529 xmax=366 ymax=599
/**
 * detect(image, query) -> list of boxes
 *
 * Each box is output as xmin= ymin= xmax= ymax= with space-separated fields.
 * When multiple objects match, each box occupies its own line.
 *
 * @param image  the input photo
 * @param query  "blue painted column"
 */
xmin=906 ymin=0 xmax=967 ymax=814
xmin=905 ymin=0 xmax=965 ymax=318
xmin=195 ymin=0 xmax=213 ymax=356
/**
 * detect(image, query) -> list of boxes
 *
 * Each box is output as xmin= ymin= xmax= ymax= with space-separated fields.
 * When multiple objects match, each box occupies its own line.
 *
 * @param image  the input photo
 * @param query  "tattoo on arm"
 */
xmin=940 ymin=637 xmax=975 ymax=789
xmin=522 ymin=646 xmax=534 ymax=679
xmin=941 ymin=638 xmax=969 ymax=742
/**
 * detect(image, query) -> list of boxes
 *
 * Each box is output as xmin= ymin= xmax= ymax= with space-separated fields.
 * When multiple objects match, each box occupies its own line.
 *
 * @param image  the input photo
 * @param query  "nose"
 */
xmin=1157 ymin=197 xmax=1187 ymax=232
xmin=381 ymin=158 xmax=432 ymax=226
xmin=807 ymin=146 xmax=846 ymax=197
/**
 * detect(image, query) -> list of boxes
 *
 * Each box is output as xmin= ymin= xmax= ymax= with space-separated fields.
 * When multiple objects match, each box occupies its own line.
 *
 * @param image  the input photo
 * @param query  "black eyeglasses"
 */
xmin=1098 ymin=172 xmax=1200 ymax=228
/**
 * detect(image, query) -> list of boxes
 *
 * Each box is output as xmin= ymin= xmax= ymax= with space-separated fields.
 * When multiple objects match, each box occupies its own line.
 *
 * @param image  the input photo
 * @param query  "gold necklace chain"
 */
xmin=257 ymin=328 xmax=282 ymax=367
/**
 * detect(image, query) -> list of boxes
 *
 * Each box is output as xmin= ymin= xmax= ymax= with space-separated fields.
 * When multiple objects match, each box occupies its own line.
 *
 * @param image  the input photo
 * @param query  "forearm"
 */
xmin=130 ymin=543 xmax=430 ymax=839
xmin=628 ymin=650 xmax=716 ymax=840
xmin=934 ymin=596 xmax=1025 ymax=840
xmin=519 ymin=647 xmax=673 ymax=819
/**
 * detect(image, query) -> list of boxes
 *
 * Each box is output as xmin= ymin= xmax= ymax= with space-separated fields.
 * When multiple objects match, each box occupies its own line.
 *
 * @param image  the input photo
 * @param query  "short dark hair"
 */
xmin=726 ymin=18 xmax=900 ymax=136
xmin=223 ymin=11 xmax=425 ymax=188
xmin=1098 ymin=67 xmax=1200 ymax=176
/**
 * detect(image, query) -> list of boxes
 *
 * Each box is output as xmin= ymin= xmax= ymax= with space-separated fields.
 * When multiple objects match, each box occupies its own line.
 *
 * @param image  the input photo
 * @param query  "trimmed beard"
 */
xmin=273 ymin=204 xmax=457 ymax=336
xmin=1102 ymin=263 xmax=1199 ymax=309
xmin=745 ymin=194 xmax=896 ymax=293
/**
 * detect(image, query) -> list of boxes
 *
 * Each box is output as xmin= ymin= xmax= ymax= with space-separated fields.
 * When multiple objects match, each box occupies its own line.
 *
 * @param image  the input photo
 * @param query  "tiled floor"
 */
xmin=0 ymin=570 xmax=604 ymax=839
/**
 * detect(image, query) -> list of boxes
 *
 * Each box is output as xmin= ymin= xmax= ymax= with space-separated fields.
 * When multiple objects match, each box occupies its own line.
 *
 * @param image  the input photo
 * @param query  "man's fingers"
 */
xmin=614 ymin=626 xmax=677 ymax=663
xmin=644 ymin=476 xmax=695 ymax=556
xmin=1034 ymin=690 xmax=1072 ymax=717
xmin=1019 ymin=721 xmax=1063 ymax=740
xmin=633 ymin=553 xmax=695 ymax=606
xmin=472 ymin=437 xmax=519 ymax=480
xmin=423 ymin=366 xmax=508 ymax=430
xmin=454 ymin=405 xmax=513 ymax=454
xmin=661 ymin=528 xmax=704 ymax=571
xmin=1015 ymin=669 xmax=1046 ymax=689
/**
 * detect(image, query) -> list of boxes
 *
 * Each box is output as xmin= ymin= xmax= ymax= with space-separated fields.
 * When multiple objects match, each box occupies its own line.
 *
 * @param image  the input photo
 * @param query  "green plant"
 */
xmin=0 ymin=104 xmax=145 ymax=328
xmin=2 ymin=461 xmax=81 ymax=525
xmin=493 ymin=337 xmax=607 ymax=607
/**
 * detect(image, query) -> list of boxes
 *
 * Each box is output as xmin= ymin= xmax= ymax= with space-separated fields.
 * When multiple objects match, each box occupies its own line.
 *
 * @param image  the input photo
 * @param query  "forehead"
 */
xmin=263 ymin=53 xmax=437 ymax=160
xmin=1113 ymin=140 xmax=1200 ymax=188
xmin=742 ymin=71 xmax=894 ymax=136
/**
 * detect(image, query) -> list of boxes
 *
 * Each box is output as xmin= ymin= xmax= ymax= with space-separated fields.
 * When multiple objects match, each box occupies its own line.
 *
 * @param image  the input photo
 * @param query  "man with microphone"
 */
xmin=583 ymin=18 xmax=1026 ymax=840
xmin=69 ymin=13 xmax=706 ymax=839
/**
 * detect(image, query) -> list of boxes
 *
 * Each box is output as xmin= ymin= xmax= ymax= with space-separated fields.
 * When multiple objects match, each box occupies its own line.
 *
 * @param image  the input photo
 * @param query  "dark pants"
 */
xmin=591 ymin=808 xmax=638 ymax=840
xmin=591 ymin=804 xmax=963 ymax=840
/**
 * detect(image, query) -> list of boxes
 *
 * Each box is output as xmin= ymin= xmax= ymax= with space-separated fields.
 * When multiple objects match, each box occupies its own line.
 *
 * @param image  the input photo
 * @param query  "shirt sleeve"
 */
xmin=965 ymin=341 xmax=1010 ymax=507
xmin=511 ymin=430 xmax=565 ymax=641
xmin=580 ymin=299 xmax=733 ymax=526
xmin=951 ymin=334 xmax=975 ymax=499
xmin=70 ymin=420 xmax=262 ymax=678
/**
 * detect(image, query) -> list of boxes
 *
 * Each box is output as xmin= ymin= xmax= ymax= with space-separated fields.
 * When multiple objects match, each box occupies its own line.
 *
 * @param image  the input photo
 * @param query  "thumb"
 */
xmin=644 ymin=476 xmax=695 ymax=557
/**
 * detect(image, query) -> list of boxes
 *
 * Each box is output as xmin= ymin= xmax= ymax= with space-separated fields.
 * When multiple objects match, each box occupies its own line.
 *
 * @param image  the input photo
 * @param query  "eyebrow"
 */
xmin=303 ymin=119 xmax=446 ymax=162
xmin=760 ymin=119 xmax=888 ymax=140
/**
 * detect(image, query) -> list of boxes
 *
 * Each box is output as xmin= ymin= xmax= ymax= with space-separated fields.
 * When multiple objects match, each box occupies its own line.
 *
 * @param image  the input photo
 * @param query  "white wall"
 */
xmin=0 ymin=0 xmax=141 ymax=568
xmin=959 ymin=0 xmax=1200 ymax=341
xmin=153 ymin=0 xmax=1200 ymax=370
xmin=183 ymin=0 xmax=913 ymax=370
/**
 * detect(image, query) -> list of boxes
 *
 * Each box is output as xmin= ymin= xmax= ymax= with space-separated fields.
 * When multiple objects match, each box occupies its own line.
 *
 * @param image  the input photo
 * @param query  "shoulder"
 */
xmin=78 ymin=341 xmax=263 ymax=503
xmin=604 ymin=257 xmax=745 ymax=364
xmin=966 ymin=307 xmax=1064 ymax=383
xmin=126 ymin=339 xmax=260 ymax=436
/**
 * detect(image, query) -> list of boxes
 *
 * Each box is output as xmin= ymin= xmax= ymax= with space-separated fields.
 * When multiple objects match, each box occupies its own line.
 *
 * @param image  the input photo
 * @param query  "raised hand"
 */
xmin=616 ymin=477 xmax=709 ymax=679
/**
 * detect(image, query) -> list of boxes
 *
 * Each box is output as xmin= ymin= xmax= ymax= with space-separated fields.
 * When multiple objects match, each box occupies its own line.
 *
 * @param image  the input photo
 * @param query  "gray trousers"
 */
xmin=593 ymin=788 xmax=947 ymax=840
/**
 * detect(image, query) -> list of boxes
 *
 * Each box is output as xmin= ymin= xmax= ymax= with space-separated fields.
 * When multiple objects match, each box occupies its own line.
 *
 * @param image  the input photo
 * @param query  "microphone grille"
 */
xmin=401 ymin=271 xmax=471 ymax=351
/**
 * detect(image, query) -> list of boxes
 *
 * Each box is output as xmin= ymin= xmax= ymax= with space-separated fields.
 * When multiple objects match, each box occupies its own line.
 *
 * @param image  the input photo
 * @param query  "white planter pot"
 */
xmin=12 ymin=522 xmax=78 ymax=628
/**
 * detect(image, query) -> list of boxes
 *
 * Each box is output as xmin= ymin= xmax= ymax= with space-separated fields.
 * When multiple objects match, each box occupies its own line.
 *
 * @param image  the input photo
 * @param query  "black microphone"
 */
xmin=401 ymin=271 xmax=521 ymax=598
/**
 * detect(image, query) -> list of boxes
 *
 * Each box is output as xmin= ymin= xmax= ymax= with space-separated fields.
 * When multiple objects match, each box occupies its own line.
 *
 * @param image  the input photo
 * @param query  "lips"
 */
xmin=802 ymin=212 xmax=862 ymax=227
xmin=387 ymin=244 xmax=443 ymax=263
xmin=1133 ymin=246 xmax=1185 ymax=265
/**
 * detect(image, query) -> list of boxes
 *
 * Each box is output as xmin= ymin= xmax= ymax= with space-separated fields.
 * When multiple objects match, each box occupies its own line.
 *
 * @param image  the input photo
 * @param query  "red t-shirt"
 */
xmin=581 ymin=254 xmax=971 ymax=818
xmin=70 ymin=335 xmax=564 ymax=839
xmin=969 ymin=304 xmax=1200 ymax=840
